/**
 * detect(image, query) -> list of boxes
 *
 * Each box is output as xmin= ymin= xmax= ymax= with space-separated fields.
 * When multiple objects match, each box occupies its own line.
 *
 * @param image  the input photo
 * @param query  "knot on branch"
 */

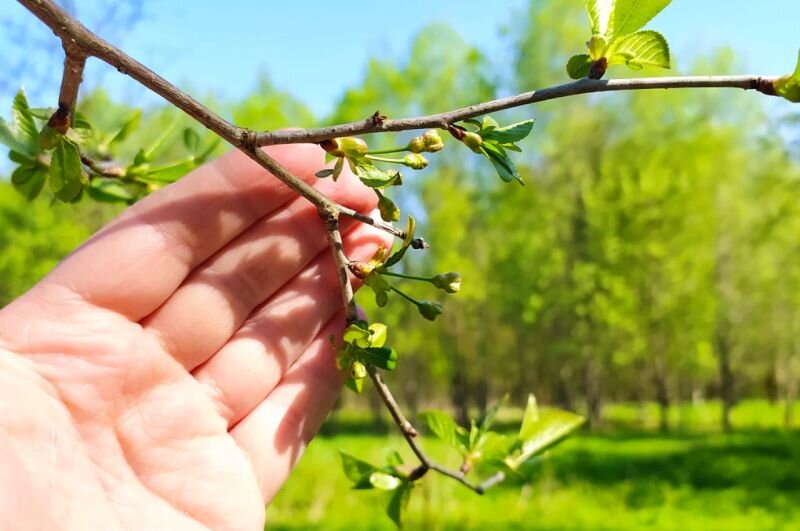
xmin=239 ymin=128 xmax=260 ymax=152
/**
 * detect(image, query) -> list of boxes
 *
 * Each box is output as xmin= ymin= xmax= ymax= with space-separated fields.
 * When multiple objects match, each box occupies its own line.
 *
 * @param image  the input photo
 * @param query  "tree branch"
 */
xmin=18 ymin=0 xmax=402 ymax=240
xmin=253 ymin=75 xmax=781 ymax=146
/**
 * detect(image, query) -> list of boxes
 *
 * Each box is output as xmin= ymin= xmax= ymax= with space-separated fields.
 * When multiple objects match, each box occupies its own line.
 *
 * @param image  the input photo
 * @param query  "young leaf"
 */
xmin=183 ymin=128 xmax=200 ymax=154
xmin=376 ymin=190 xmax=401 ymax=222
xmin=368 ymin=323 xmax=388 ymax=348
xmin=419 ymin=411 xmax=465 ymax=452
xmin=1 ymin=116 xmax=34 ymax=156
xmin=607 ymin=30 xmax=670 ymax=70
xmin=105 ymin=110 xmax=142 ymax=149
xmin=87 ymin=178 xmax=139 ymax=204
xmin=510 ymin=409 xmax=585 ymax=468
xmin=383 ymin=216 xmax=416 ymax=268
xmin=136 ymin=159 xmax=196 ymax=184
xmin=481 ymin=143 xmax=523 ymax=185
xmin=479 ymin=119 xmax=535 ymax=144
xmin=12 ymin=89 xmax=38 ymax=153
xmin=584 ymin=0 xmax=615 ymax=36
xmin=315 ymin=168 xmax=335 ymax=178
xmin=358 ymin=346 xmax=398 ymax=371
xmin=613 ymin=0 xmax=672 ymax=37
xmin=386 ymin=483 xmax=411 ymax=528
xmin=518 ymin=394 xmax=540 ymax=441
xmin=479 ymin=395 xmax=508 ymax=433
xmin=340 ymin=452 xmax=381 ymax=489
xmin=567 ymin=54 xmax=593 ymax=79
xmin=775 ymin=49 xmax=800 ymax=103
xmin=12 ymin=167 xmax=46 ymax=200
xmin=354 ymin=160 xmax=402 ymax=188
xmin=49 ymin=138 xmax=85 ymax=202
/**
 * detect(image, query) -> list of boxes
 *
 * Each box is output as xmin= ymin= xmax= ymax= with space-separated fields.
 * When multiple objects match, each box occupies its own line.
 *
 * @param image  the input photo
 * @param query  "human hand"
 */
xmin=0 ymin=144 xmax=391 ymax=530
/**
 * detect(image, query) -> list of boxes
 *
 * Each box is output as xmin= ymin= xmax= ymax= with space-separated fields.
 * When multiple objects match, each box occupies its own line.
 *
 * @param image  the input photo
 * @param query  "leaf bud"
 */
xmin=431 ymin=272 xmax=461 ymax=293
xmin=461 ymin=131 xmax=483 ymax=153
xmin=417 ymin=301 xmax=443 ymax=321
xmin=402 ymin=153 xmax=428 ymax=170
xmin=377 ymin=193 xmax=401 ymax=222
xmin=422 ymin=129 xmax=444 ymax=152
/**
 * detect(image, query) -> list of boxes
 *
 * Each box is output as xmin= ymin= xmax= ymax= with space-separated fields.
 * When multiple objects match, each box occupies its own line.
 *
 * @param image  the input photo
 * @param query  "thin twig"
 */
xmin=253 ymin=75 xmax=781 ymax=146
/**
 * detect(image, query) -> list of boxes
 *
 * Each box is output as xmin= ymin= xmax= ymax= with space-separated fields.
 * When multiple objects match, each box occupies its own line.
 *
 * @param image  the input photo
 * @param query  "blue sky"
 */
xmin=1 ymin=0 xmax=799 ymax=118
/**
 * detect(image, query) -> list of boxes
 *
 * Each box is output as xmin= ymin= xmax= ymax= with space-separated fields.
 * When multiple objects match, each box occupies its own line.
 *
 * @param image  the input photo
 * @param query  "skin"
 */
xmin=0 ymin=144 xmax=392 ymax=531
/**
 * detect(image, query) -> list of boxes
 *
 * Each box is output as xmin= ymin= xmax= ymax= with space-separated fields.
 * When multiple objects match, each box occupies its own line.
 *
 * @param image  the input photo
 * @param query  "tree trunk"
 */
xmin=654 ymin=347 xmax=670 ymax=432
xmin=716 ymin=328 xmax=734 ymax=432
xmin=584 ymin=356 xmax=603 ymax=429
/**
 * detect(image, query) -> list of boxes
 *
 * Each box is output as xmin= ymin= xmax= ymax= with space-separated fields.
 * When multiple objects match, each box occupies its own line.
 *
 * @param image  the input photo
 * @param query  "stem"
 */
xmin=390 ymin=286 xmax=421 ymax=306
xmin=368 ymin=146 xmax=408 ymax=155
xmin=380 ymin=271 xmax=433 ymax=283
xmin=365 ymin=154 xmax=405 ymax=164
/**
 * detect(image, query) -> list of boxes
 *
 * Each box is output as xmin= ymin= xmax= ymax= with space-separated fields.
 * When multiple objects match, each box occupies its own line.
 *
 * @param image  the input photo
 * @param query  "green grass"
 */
xmin=267 ymin=401 xmax=800 ymax=530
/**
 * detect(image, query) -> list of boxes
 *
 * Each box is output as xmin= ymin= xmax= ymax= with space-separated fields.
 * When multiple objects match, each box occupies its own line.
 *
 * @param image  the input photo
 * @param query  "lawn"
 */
xmin=267 ymin=401 xmax=800 ymax=530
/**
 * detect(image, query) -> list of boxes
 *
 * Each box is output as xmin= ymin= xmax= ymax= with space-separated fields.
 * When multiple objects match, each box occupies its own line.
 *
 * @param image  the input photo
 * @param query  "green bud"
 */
xmin=38 ymin=125 xmax=62 ymax=150
xmin=407 ymin=136 xmax=426 ymax=153
xmin=418 ymin=301 xmax=443 ymax=321
xmin=422 ymin=129 xmax=444 ymax=152
xmin=377 ymin=192 xmax=401 ymax=222
xmin=402 ymin=153 xmax=428 ymax=170
xmin=351 ymin=360 xmax=368 ymax=380
xmin=461 ymin=131 xmax=483 ymax=153
xmin=324 ymin=137 xmax=369 ymax=158
xmin=431 ymin=272 xmax=461 ymax=293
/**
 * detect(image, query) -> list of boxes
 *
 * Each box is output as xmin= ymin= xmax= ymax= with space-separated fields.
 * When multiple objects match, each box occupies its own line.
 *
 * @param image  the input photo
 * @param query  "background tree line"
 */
xmin=2 ymin=2 xmax=799 ymax=435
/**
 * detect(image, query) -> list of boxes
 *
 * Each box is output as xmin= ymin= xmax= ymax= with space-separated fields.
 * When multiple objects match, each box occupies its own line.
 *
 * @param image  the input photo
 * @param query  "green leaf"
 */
xmin=613 ymin=0 xmax=672 ymax=37
xmin=376 ymin=289 xmax=389 ymax=307
xmin=383 ymin=216 xmax=416 ymax=268
xmin=0 ymin=117 xmax=33 ymax=156
xmin=481 ymin=143 xmax=523 ymax=185
xmin=183 ymin=128 xmax=200 ymax=153
xmin=386 ymin=483 xmax=411 ymax=528
xmin=518 ymin=394 xmax=540 ymax=441
xmin=8 ymin=150 xmax=34 ymax=164
xmin=358 ymin=346 xmax=398 ymax=371
xmin=607 ymin=30 xmax=670 ymax=71
xmin=368 ymin=323 xmax=388 ymax=348
xmin=510 ymin=409 xmax=585 ymax=469
xmin=12 ymin=89 xmax=38 ymax=153
xmin=49 ymin=138 xmax=85 ymax=202
xmin=340 ymin=452 xmax=381 ymax=489
xmin=419 ymin=411 xmax=465 ymax=452
xmin=370 ymin=472 xmax=402 ymax=491
xmin=12 ymin=167 xmax=46 ymax=200
xmin=567 ymin=54 xmax=592 ymax=79
xmin=105 ymin=110 xmax=142 ymax=149
xmin=87 ymin=178 xmax=139 ymax=204
xmin=386 ymin=451 xmax=404 ymax=468
xmin=354 ymin=160 xmax=402 ymax=188
xmin=480 ymin=119 xmax=535 ymax=145
xmin=136 ymin=159 xmax=196 ymax=184
xmin=11 ymin=165 xmax=36 ymax=185
xmin=345 ymin=376 xmax=365 ymax=394
xmin=775 ymin=49 xmax=800 ymax=103
xmin=315 ymin=168 xmax=335 ymax=178
xmin=480 ymin=395 xmax=508 ymax=433
xmin=584 ymin=0 xmax=615 ymax=36
xmin=343 ymin=323 xmax=371 ymax=348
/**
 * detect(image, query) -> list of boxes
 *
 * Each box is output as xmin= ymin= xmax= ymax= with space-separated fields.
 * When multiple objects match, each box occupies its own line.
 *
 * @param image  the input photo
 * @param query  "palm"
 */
xmin=0 ymin=145 xmax=389 ymax=530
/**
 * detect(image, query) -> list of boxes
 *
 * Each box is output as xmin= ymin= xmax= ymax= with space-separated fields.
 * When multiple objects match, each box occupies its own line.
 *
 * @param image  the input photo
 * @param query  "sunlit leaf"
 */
xmin=340 ymin=452 xmax=381 ymax=489
xmin=776 ymin=49 xmax=800 ymax=103
xmin=607 ymin=30 xmax=670 ymax=71
xmin=370 ymin=472 xmax=402 ymax=491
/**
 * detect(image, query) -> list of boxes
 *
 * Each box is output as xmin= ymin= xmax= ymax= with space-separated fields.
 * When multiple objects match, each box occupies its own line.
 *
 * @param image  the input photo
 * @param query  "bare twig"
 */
xmin=253 ymin=75 xmax=781 ymax=146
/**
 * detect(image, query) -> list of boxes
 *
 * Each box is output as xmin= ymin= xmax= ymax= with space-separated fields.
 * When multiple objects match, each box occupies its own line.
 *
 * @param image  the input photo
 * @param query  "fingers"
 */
xmin=191 ymin=221 xmax=392 ymax=427
xmin=141 ymin=165 xmax=377 ymax=371
xmin=41 ymin=145 xmax=326 ymax=321
xmin=229 ymin=312 xmax=346 ymax=503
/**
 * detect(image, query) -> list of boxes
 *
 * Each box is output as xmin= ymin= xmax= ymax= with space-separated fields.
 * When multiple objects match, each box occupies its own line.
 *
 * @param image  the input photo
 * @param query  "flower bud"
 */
xmin=323 ymin=137 xmax=369 ymax=158
xmin=431 ymin=272 xmax=461 ymax=293
xmin=351 ymin=360 xmax=368 ymax=380
xmin=418 ymin=301 xmax=443 ymax=321
xmin=407 ymin=136 xmax=426 ymax=153
xmin=461 ymin=131 xmax=483 ymax=153
xmin=422 ymin=129 xmax=444 ymax=152
xmin=403 ymin=153 xmax=428 ymax=170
